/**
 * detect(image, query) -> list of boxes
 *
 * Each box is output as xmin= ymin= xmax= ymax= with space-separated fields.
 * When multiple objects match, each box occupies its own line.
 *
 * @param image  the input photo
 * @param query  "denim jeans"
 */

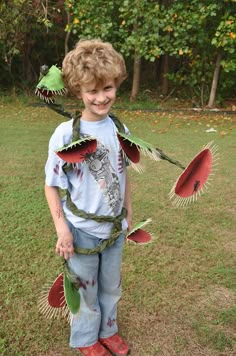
xmin=67 ymin=223 xmax=125 ymax=348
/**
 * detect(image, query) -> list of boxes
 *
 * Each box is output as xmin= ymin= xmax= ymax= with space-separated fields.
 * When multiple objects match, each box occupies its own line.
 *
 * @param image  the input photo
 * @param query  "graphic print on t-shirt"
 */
xmin=85 ymin=141 xmax=121 ymax=213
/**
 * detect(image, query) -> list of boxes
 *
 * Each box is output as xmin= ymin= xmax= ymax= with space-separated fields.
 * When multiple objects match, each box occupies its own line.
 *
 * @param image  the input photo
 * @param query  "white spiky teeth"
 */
xmin=169 ymin=141 xmax=219 ymax=207
xmin=35 ymin=87 xmax=67 ymax=100
xmin=38 ymin=282 xmax=71 ymax=323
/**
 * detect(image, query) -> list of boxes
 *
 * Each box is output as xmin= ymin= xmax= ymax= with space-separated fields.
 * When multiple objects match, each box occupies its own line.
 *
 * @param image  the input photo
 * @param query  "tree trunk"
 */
xmin=22 ymin=36 xmax=34 ymax=83
xmin=160 ymin=54 xmax=169 ymax=95
xmin=130 ymin=52 xmax=141 ymax=100
xmin=207 ymin=52 xmax=222 ymax=108
xmin=64 ymin=9 xmax=71 ymax=55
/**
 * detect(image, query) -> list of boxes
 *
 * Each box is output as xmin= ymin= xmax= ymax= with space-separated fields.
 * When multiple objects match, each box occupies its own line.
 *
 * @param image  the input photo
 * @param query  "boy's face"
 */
xmin=80 ymin=80 xmax=117 ymax=121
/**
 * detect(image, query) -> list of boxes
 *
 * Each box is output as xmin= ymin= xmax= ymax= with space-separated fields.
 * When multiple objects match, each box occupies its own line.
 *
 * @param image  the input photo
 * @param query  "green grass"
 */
xmin=0 ymin=98 xmax=235 ymax=355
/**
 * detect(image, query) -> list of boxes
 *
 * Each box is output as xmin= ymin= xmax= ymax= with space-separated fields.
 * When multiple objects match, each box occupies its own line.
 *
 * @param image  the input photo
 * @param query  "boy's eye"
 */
xmin=105 ymin=86 xmax=113 ymax=90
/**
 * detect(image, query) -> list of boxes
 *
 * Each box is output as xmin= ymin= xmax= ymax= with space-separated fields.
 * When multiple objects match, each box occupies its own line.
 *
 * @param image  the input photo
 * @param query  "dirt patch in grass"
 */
xmin=118 ymin=301 xmax=235 ymax=356
xmin=199 ymin=286 xmax=235 ymax=310
xmin=223 ymin=240 xmax=236 ymax=253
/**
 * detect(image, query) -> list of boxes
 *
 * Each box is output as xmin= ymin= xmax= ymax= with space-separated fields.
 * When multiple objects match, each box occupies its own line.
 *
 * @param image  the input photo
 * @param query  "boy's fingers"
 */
xmin=63 ymin=250 xmax=74 ymax=260
xmin=55 ymin=245 xmax=74 ymax=260
xmin=65 ymin=247 xmax=74 ymax=259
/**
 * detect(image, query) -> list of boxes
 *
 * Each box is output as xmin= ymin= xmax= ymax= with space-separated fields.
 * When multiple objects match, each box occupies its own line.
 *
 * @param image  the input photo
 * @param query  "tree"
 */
xmin=208 ymin=2 xmax=236 ymax=107
xmin=160 ymin=0 xmax=236 ymax=106
xmin=0 ymin=0 xmax=67 ymax=89
xmin=64 ymin=0 xmax=120 ymax=42
xmin=0 ymin=0 xmax=30 ymax=85
xmin=118 ymin=0 xmax=162 ymax=99
xmin=159 ymin=1 xmax=218 ymax=105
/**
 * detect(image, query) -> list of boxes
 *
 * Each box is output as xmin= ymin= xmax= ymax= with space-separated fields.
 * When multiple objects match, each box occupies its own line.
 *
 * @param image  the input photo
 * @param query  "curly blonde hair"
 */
xmin=62 ymin=39 xmax=127 ymax=96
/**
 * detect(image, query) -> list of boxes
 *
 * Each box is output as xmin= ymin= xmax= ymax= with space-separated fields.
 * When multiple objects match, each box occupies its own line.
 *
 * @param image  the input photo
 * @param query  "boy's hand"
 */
xmin=55 ymin=231 xmax=74 ymax=260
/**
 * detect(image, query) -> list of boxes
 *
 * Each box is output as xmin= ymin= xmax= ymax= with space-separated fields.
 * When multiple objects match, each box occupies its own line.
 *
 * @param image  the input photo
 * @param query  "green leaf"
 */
xmin=63 ymin=273 xmax=80 ymax=315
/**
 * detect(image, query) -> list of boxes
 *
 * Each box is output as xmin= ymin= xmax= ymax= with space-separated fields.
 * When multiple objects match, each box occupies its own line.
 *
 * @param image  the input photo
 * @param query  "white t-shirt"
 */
xmin=45 ymin=115 xmax=129 ymax=239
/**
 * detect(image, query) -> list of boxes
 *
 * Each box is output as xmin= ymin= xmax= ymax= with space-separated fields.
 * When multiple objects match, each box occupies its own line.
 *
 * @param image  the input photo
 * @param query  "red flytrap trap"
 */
xmin=56 ymin=137 xmax=97 ymax=163
xmin=169 ymin=141 xmax=218 ymax=207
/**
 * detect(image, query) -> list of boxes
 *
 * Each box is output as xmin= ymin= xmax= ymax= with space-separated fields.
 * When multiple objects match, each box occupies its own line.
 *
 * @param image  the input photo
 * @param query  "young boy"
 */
xmin=45 ymin=39 xmax=132 ymax=355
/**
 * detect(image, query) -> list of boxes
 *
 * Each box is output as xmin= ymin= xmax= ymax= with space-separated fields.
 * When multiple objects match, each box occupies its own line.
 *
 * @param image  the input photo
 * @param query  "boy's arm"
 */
xmin=124 ymin=173 xmax=133 ymax=231
xmin=45 ymin=184 xmax=74 ymax=260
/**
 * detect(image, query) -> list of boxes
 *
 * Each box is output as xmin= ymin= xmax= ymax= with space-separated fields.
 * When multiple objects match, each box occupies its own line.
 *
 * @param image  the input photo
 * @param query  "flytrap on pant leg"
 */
xmin=38 ymin=265 xmax=81 ymax=323
xmin=38 ymin=273 xmax=70 ymax=321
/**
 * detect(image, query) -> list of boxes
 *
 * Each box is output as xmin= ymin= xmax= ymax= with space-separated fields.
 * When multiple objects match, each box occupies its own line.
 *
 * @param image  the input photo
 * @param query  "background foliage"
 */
xmin=0 ymin=0 xmax=235 ymax=105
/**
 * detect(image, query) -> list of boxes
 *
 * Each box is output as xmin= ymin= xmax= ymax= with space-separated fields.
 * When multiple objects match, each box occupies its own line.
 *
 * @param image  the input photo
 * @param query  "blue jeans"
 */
xmin=67 ymin=223 xmax=125 ymax=348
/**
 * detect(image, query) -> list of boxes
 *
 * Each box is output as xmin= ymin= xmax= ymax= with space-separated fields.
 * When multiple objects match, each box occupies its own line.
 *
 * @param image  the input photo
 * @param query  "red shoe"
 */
xmin=78 ymin=341 xmax=112 ymax=356
xmin=99 ymin=334 xmax=129 ymax=356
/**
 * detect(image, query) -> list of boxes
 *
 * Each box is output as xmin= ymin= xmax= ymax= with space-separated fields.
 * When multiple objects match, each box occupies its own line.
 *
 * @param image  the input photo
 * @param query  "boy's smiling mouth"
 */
xmin=94 ymin=101 xmax=110 ymax=108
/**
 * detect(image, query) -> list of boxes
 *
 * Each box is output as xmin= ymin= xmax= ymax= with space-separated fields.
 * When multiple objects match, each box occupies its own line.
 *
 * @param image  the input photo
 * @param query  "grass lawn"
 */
xmin=0 ymin=98 xmax=235 ymax=355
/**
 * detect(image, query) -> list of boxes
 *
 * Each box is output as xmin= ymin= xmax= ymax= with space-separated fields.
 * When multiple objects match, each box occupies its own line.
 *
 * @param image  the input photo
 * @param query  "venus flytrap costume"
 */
xmin=37 ymin=65 xmax=218 ymax=322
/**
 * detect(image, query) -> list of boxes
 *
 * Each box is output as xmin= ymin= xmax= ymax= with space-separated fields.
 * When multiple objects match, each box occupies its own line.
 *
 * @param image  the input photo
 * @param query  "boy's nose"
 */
xmin=96 ymin=91 xmax=106 ymax=102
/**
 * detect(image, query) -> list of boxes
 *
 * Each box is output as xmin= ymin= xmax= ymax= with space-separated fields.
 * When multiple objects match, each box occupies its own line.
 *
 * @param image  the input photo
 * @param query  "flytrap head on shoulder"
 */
xmin=117 ymin=131 xmax=162 ymax=173
xmin=56 ymin=136 xmax=97 ymax=164
xmin=35 ymin=65 xmax=66 ymax=103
